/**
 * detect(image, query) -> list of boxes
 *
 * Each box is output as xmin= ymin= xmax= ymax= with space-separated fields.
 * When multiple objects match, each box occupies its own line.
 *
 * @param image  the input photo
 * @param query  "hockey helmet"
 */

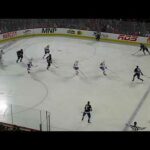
xmin=140 ymin=43 xmax=144 ymax=46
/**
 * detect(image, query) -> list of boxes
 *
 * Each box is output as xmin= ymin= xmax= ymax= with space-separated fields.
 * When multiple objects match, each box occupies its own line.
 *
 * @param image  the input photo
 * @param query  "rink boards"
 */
xmin=0 ymin=28 xmax=150 ymax=47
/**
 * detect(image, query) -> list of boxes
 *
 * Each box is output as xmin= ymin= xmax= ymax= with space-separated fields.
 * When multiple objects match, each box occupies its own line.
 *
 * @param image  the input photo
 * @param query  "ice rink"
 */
xmin=0 ymin=36 xmax=150 ymax=131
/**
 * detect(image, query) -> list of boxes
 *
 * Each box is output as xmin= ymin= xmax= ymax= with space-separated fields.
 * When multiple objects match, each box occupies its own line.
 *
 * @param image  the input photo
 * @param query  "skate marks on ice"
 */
xmin=61 ymin=74 xmax=77 ymax=81
xmin=0 ymin=71 xmax=50 ymax=115
xmin=89 ymin=72 xmax=124 ymax=83
xmin=0 ymin=64 xmax=7 ymax=70
xmin=123 ymin=85 xmax=150 ymax=131
xmin=11 ymin=72 xmax=50 ymax=114
xmin=132 ymin=53 xmax=150 ymax=57
xmin=128 ymin=81 xmax=144 ymax=88
xmin=61 ymin=73 xmax=90 ymax=84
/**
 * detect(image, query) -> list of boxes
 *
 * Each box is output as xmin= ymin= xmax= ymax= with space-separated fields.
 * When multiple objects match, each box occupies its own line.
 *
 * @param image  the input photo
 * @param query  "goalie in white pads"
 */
xmin=99 ymin=61 xmax=107 ymax=76
xmin=43 ymin=45 xmax=50 ymax=59
xmin=73 ymin=60 xmax=79 ymax=75
xmin=27 ymin=58 xmax=33 ymax=73
xmin=0 ymin=49 xmax=5 ymax=64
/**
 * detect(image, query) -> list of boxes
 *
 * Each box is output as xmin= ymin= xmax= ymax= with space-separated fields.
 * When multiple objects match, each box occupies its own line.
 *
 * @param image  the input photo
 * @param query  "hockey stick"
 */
xmin=79 ymin=69 xmax=87 ymax=78
xmin=51 ymin=59 xmax=59 ymax=68
xmin=52 ymin=62 xmax=58 ymax=68
xmin=131 ymin=50 xmax=140 ymax=55
xmin=143 ymin=74 xmax=150 ymax=78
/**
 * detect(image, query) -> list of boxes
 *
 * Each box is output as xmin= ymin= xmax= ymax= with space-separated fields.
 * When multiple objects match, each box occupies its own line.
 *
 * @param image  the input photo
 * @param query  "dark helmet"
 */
xmin=140 ymin=43 xmax=144 ymax=46
xmin=136 ymin=66 xmax=139 ymax=68
xmin=134 ymin=121 xmax=137 ymax=125
xmin=87 ymin=101 xmax=90 ymax=104
xmin=21 ymin=49 xmax=23 ymax=51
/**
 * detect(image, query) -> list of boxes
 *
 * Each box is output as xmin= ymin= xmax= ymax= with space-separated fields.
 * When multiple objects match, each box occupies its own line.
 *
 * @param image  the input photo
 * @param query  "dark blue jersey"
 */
xmin=84 ymin=104 xmax=92 ymax=112
xmin=140 ymin=44 xmax=147 ymax=50
xmin=134 ymin=67 xmax=143 ymax=75
xmin=46 ymin=54 xmax=52 ymax=63
xmin=17 ymin=50 xmax=23 ymax=57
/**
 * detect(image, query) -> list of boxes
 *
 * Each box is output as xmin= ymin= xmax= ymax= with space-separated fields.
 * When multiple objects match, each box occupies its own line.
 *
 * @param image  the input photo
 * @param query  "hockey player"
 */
xmin=139 ymin=43 xmax=150 ymax=55
xmin=16 ymin=49 xmax=23 ymax=63
xmin=127 ymin=121 xmax=146 ymax=131
xmin=73 ymin=60 xmax=79 ymax=75
xmin=0 ymin=49 xmax=5 ymax=64
xmin=46 ymin=53 xmax=52 ymax=70
xmin=95 ymin=32 xmax=101 ymax=41
xmin=99 ymin=61 xmax=107 ymax=76
xmin=132 ymin=66 xmax=144 ymax=82
xmin=82 ymin=101 xmax=92 ymax=123
xmin=27 ymin=58 xmax=33 ymax=73
xmin=43 ymin=45 xmax=50 ymax=59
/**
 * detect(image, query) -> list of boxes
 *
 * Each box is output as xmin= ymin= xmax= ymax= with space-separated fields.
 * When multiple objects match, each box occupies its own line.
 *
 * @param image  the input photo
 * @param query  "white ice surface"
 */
xmin=0 ymin=36 xmax=150 ymax=131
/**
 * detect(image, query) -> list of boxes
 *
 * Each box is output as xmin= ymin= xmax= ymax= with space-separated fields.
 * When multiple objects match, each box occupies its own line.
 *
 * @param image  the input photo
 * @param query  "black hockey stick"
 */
xmin=143 ymin=74 xmax=150 ymax=78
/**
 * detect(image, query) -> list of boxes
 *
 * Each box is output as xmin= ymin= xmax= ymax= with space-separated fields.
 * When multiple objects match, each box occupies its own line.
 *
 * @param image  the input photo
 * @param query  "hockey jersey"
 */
xmin=134 ymin=67 xmax=143 ymax=75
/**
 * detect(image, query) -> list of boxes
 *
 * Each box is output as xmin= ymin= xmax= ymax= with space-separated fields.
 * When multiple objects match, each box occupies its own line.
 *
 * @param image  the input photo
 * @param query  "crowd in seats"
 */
xmin=0 ymin=19 xmax=150 ymax=37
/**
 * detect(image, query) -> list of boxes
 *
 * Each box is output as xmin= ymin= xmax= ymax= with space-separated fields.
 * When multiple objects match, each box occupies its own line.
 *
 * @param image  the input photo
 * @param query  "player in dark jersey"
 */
xmin=132 ymin=66 xmax=144 ymax=82
xmin=0 ymin=49 xmax=5 ymax=64
xmin=139 ymin=43 xmax=150 ymax=55
xmin=95 ymin=32 xmax=101 ymax=41
xmin=82 ymin=101 xmax=92 ymax=123
xmin=16 ymin=49 xmax=23 ymax=63
xmin=46 ymin=54 xmax=52 ymax=70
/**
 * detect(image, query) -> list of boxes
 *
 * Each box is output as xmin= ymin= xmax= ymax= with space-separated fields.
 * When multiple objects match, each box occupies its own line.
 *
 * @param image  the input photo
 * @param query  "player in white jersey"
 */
xmin=0 ymin=49 xmax=5 ymax=64
xmin=27 ymin=58 xmax=33 ymax=73
xmin=43 ymin=45 xmax=50 ymax=59
xmin=73 ymin=60 xmax=79 ymax=75
xmin=99 ymin=61 xmax=107 ymax=76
